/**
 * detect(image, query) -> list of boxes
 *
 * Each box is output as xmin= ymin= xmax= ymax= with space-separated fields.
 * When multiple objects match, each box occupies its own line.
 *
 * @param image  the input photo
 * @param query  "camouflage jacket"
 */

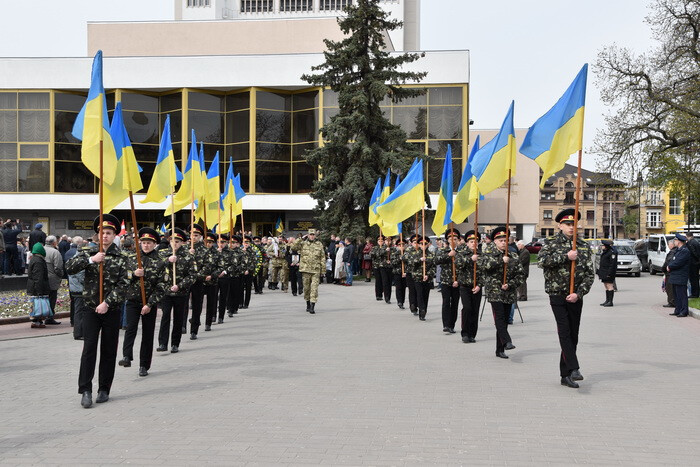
xmin=391 ymin=246 xmax=407 ymax=275
xmin=251 ymin=244 xmax=264 ymax=274
xmin=481 ymin=243 xmax=525 ymax=304
xmin=219 ymin=246 xmax=246 ymax=277
xmin=158 ymin=246 xmax=196 ymax=296
xmin=370 ymin=245 xmax=392 ymax=269
xmin=403 ymin=247 xmax=436 ymax=282
xmin=241 ymin=246 xmax=258 ymax=274
xmin=290 ymin=237 xmax=325 ymax=274
xmin=125 ymin=248 xmax=168 ymax=308
xmin=453 ymin=244 xmax=484 ymax=289
xmin=200 ymin=246 xmax=225 ymax=285
xmin=434 ymin=246 xmax=461 ymax=286
xmin=266 ymin=242 xmax=287 ymax=267
xmin=537 ymin=231 xmax=594 ymax=297
xmin=65 ymin=242 xmax=130 ymax=308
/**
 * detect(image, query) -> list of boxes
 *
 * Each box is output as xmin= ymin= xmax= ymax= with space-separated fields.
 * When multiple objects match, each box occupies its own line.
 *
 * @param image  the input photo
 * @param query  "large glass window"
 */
xmin=241 ymin=0 xmax=273 ymax=12
xmin=256 ymin=110 xmax=290 ymax=143
xmin=281 ymin=0 xmax=312 ymax=11
xmin=320 ymin=0 xmax=352 ymax=10
xmin=256 ymin=161 xmax=290 ymax=193
xmin=669 ymin=194 xmax=681 ymax=215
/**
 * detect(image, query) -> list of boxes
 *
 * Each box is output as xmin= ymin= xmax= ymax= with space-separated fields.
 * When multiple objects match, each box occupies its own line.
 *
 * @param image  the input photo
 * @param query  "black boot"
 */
xmin=602 ymin=290 xmax=614 ymax=307
xmin=309 ymin=302 xmax=315 ymax=314
xmin=418 ymin=309 xmax=426 ymax=321
xmin=600 ymin=290 xmax=611 ymax=306
xmin=306 ymin=300 xmax=311 ymax=312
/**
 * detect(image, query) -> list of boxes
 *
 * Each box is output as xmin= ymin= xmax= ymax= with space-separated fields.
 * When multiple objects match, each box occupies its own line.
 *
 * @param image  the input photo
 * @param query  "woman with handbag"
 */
xmin=27 ymin=242 xmax=51 ymax=328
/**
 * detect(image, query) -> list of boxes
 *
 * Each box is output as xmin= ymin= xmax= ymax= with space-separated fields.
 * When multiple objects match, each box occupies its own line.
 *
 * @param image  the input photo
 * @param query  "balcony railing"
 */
xmin=646 ymin=221 xmax=664 ymax=229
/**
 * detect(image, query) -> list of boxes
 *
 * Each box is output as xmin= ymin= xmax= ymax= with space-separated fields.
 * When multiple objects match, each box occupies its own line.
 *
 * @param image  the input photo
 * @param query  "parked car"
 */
xmin=634 ymin=239 xmax=649 ymax=272
xmin=647 ymin=234 xmax=676 ymax=275
xmin=525 ymin=240 xmax=543 ymax=254
xmin=613 ymin=242 xmax=641 ymax=277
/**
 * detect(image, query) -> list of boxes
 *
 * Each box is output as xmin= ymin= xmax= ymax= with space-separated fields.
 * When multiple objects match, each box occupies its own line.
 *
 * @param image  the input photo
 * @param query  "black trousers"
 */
xmin=71 ymin=293 xmax=85 ymax=339
xmin=122 ymin=299 xmax=157 ymax=369
xmin=379 ymin=267 xmax=392 ymax=301
xmin=217 ymin=277 xmax=230 ymax=319
xmin=673 ymin=284 xmax=689 ymax=316
xmin=228 ymin=276 xmax=242 ymax=314
xmin=373 ymin=268 xmax=383 ymax=298
xmin=189 ymin=281 xmax=205 ymax=334
xmin=159 ymin=295 xmax=186 ymax=348
xmin=689 ymin=262 xmax=699 ymax=297
xmin=414 ymin=280 xmax=431 ymax=318
xmin=406 ymin=274 xmax=417 ymax=311
xmin=49 ymin=289 xmax=58 ymax=314
xmin=441 ymin=284 xmax=460 ymax=328
xmin=204 ymin=283 xmax=218 ymax=326
xmin=490 ymin=301 xmax=513 ymax=353
xmin=459 ymin=285 xmax=482 ymax=339
xmin=253 ymin=269 xmax=264 ymax=294
xmin=549 ymin=294 xmax=583 ymax=377
xmin=78 ymin=303 xmax=121 ymax=394
xmin=394 ymin=273 xmax=406 ymax=305
xmin=241 ymin=274 xmax=253 ymax=307
xmin=289 ymin=266 xmax=303 ymax=295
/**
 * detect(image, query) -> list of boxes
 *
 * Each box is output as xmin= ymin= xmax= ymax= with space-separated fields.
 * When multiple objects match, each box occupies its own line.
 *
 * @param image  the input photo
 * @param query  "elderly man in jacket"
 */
xmin=667 ymin=233 xmax=691 ymax=318
xmin=44 ymin=235 xmax=64 ymax=324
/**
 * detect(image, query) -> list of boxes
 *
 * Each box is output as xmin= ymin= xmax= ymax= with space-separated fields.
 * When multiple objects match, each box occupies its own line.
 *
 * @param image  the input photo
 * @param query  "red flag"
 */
xmin=119 ymin=220 xmax=126 ymax=236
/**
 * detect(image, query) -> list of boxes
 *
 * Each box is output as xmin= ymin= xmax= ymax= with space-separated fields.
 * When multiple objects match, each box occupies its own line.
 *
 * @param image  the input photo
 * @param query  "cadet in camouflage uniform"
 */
xmin=404 ymin=236 xmax=436 ymax=321
xmin=454 ymin=230 xmax=484 ymax=343
xmin=390 ymin=237 xmax=407 ymax=309
xmin=66 ymin=214 xmax=130 ymax=408
xmin=225 ymin=235 xmax=246 ymax=317
xmin=156 ymin=228 xmax=196 ymax=354
xmin=371 ymin=236 xmax=393 ymax=303
xmin=481 ymin=227 xmax=525 ymax=359
xmin=203 ymin=231 xmax=225 ymax=331
xmin=435 ymin=230 xmax=462 ymax=333
xmin=291 ymin=229 xmax=326 ymax=314
xmin=402 ymin=234 xmax=420 ymax=315
xmin=186 ymin=224 xmax=207 ymax=340
xmin=252 ymin=236 xmax=266 ymax=294
xmin=216 ymin=234 xmax=231 ymax=324
xmin=119 ymin=227 xmax=168 ymax=377
xmin=538 ymin=208 xmax=594 ymax=389
xmin=240 ymin=236 xmax=257 ymax=309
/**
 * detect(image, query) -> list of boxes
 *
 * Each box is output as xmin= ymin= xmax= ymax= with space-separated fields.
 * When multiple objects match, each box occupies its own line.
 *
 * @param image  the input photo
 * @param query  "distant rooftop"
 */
xmin=543 ymin=163 xmax=625 ymax=187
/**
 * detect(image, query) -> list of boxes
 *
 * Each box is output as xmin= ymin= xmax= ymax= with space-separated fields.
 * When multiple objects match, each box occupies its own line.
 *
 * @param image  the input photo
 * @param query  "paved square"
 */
xmin=1 ymin=269 xmax=700 ymax=465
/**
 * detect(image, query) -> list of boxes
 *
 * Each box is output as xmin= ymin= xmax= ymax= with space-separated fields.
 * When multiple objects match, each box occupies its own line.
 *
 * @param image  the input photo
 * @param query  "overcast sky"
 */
xmin=0 ymin=0 xmax=656 ymax=171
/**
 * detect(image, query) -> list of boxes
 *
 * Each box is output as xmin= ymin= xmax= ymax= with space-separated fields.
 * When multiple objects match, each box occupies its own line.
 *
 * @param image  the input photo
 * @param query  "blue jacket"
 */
xmin=668 ymin=244 xmax=691 ymax=285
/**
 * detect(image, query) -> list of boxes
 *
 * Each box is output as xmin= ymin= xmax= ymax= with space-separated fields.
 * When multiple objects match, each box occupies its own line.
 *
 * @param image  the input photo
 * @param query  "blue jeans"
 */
xmin=345 ymin=263 xmax=353 ymax=285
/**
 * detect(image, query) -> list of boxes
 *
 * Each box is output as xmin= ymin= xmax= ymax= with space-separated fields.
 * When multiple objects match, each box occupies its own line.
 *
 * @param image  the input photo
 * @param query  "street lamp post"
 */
xmin=637 ymin=172 xmax=643 ymax=240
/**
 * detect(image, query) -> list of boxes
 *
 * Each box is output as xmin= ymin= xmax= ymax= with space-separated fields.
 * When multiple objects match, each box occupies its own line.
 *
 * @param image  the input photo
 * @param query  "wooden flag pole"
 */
xmin=217 ymin=202 xmax=221 ymax=244
xmin=503 ymin=169 xmax=512 ymax=285
xmin=421 ymin=205 xmax=426 ymax=278
xmin=400 ymin=231 xmax=405 ymax=275
xmin=473 ymin=199 xmax=479 ymax=286
xmin=228 ymin=198 xmax=233 ymax=248
xmin=450 ymin=222 xmax=456 ymax=282
xmin=414 ymin=212 xmax=419 ymax=235
xmin=170 ymin=191 xmax=176 ymax=286
xmin=128 ymin=191 xmax=146 ymax=306
xmin=240 ymin=209 xmax=246 ymax=237
xmin=570 ymin=149 xmax=583 ymax=294
xmin=203 ymin=203 xmax=208 ymax=232
xmin=98 ymin=140 xmax=104 ymax=304
xmin=190 ymin=181 xmax=195 ymax=250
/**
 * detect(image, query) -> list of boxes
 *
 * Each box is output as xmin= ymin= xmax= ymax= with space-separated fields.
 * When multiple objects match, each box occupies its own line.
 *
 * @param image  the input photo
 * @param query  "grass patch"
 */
xmin=530 ymin=253 xmax=539 ymax=264
xmin=690 ymin=297 xmax=700 ymax=310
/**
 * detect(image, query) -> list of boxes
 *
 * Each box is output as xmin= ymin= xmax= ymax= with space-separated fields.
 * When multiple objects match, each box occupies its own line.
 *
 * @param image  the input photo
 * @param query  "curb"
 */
xmin=690 ymin=307 xmax=700 ymax=320
xmin=0 ymin=311 xmax=70 ymax=325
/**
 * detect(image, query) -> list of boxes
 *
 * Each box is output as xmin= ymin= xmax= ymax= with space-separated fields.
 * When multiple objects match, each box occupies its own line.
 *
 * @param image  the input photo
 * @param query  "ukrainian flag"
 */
xmin=275 ymin=217 xmax=284 ymax=234
xmin=368 ymin=178 xmax=382 ymax=227
xmin=470 ymin=101 xmax=517 ymax=196
xmin=380 ymin=172 xmax=400 ymax=237
xmin=220 ymin=159 xmax=242 ymax=231
xmin=430 ymin=145 xmax=454 ymax=235
xmin=103 ymin=102 xmax=143 ymax=212
xmin=71 ymin=51 xmax=118 ymax=184
xmin=395 ymin=174 xmax=403 ymax=235
xmin=141 ymin=115 xmax=183 ymax=204
xmin=520 ymin=64 xmax=587 ymax=188
xmin=203 ymin=152 xmax=222 ymax=226
xmin=451 ymin=135 xmax=481 ymax=224
xmin=375 ymin=159 xmax=424 ymax=225
xmin=375 ymin=169 xmax=392 ymax=230
xmin=166 ymin=130 xmax=205 ymax=216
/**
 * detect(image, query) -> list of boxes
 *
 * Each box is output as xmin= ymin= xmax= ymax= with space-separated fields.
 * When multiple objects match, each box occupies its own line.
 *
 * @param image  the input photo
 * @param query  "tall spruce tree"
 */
xmin=301 ymin=0 xmax=427 ymax=239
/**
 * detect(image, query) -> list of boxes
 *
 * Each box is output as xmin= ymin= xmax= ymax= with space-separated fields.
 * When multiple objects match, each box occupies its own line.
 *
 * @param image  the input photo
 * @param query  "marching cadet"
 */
xmin=66 ymin=213 xmax=130 ymax=408
xmin=119 ymin=227 xmax=168 ymax=377
xmin=252 ymin=236 xmax=266 ymax=294
xmin=482 ymin=227 xmax=525 ymax=359
xmin=435 ymin=230 xmax=462 ymax=333
xmin=203 ymin=231 xmax=224 ymax=331
xmin=156 ymin=228 xmax=196 ymax=354
xmin=391 ymin=237 xmax=407 ymax=309
xmin=404 ymin=235 xmax=436 ymax=321
xmin=402 ymin=234 xmax=420 ymax=315
xmin=538 ymin=209 xmax=594 ymax=388
xmin=290 ymin=228 xmax=326 ymax=314
xmin=239 ymin=235 xmax=257 ymax=309
xmin=187 ymin=224 xmax=207 ymax=339
xmin=216 ymin=234 xmax=231 ymax=324
xmin=371 ymin=236 xmax=393 ymax=303
xmin=454 ymin=230 xmax=483 ymax=343
xmin=226 ymin=235 xmax=246 ymax=317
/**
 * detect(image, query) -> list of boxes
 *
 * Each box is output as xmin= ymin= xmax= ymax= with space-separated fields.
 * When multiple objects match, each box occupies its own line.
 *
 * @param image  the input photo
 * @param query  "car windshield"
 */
xmin=615 ymin=245 xmax=635 ymax=255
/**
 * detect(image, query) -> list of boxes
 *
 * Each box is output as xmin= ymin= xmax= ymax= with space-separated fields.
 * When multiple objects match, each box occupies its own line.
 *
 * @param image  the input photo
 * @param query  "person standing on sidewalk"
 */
xmin=455 ymin=230 xmax=483 ymax=343
xmin=667 ymin=233 xmax=691 ymax=318
xmin=291 ymin=229 xmax=326 ymax=314
xmin=43 ymin=235 xmax=64 ymax=325
xmin=203 ymin=231 xmax=224 ymax=331
xmin=662 ymin=238 xmax=678 ymax=308
xmin=65 ymin=236 xmax=85 ymax=339
xmin=538 ymin=209 xmax=594 ymax=389
xmin=342 ymin=237 xmax=355 ymax=286
xmin=597 ymin=240 xmax=617 ymax=307
xmin=27 ymin=242 xmax=50 ymax=328
xmin=685 ymin=232 xmax=700 ymax=298
xmin=65 ymin=214 xmax=130 ymax=408
xmin=28 ymin=223 xmax=46 ymax=251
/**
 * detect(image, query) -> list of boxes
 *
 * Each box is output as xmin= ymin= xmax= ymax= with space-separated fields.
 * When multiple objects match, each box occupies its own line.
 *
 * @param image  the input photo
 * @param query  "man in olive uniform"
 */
xmin=435 ymin=230 xmax=462 ymax=333
xmin=226 ymin=235 xmax=246 ymax=317
xmin=266 ymin=236 xmax=287 ymax=290
xmin=538 ymin=209 xmax=594 ymax=388
xmin=402 ymin=234 xmax=420 ymax=315
xmin=203 ymin=231 xmax=224 ymax=332
xmin=390 ymin=237 xmax=407 ymax=309
xmin=187 ymin=224 xmax=208 ymax=339
xmin=482 ymin=227 xmax=526 ymax=359
xmin=119 ymin=227 xmax=168 ymax=377
xmin=66 ymin=213 xmax=130 ymax=408
xmin=454 ymin=230 xmax=483 ymax=343
xmin=156 ymin=228 xmax=196 ymax=354
xmin=216 ymin=234 xmax=231 ymax=324
xmin=252 ymin=236 xmax=266 ymax=294
xmin=240 ymin=236 xmax=257 ymax=309
xmin=371 ymin=236 xmax=393 ymax=303
xmin=404 ymin=236 xmax=436 ymax=321
xmin=291 ymin=229 xmax=325 ymax=314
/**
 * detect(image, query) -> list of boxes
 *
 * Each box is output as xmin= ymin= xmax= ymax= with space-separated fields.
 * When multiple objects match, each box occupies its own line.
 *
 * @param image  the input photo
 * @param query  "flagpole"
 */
xmin=203 ymin=205 xmax=208 ymax=232
xmin=400 ymin=231 xmax=405 ymax=276
xmin=171 ymin=191 xmax=176 ymax=287
xmin=450 ymin=222 xmax=456 ymax=282
xmin=240 ymin=209 xmax=245 ymax=237
xmin=503 ymin=169 xmax=512 ymax=285
xmin=421 ymin=205 xmax=426 ymax=278
xmin=229 ymin=198 xmax=233 ymax=248
xmin=217 ymin=202 xmax=221 ymax=244
xmin=98 ymin=139 xmax=104 ymax=304
xmin=570 ymin=149 xmax=583 ymax=294
xmin=125 ymin=155 xmax=146 ymax=306
xmin=190 ymin=177 xmax=195 ymax=250
xmin=473 ymin=199 xmax=479 ymax=286
xmin=414 ymin=212 xmax=419 ymax=235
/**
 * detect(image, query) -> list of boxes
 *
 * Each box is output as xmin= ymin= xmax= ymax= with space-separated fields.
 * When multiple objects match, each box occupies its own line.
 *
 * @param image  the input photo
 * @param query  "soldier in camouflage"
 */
xmin=156 ymin=228 xmax=196 ymax=354
xmin=537 ymin=208 xmax=594 ymax=389
xmin=454 ymin=230 xmax=484 ymax=343
xmin=216 ymin=234 xmax=232 ymax=324
xmin=435 ymin=230 xmax=462 ymax=333
xmin=203 ymin=231 xmax=225 ymax=331
xmin=390 ymin=237 xmax=407 ymax=309
xmin=402 ymin=234 xmax=420 ymax=315
xmin=66 ymin=213 xmax=130 ymax=408
xmin=186 ymin=224 xmax=207 ymax=340
xmin=252 ymin=236 xmax=267 ymax=294
xmin=370 ymin=236 xmax=393 ymax=303
xmin=119 ymin=227 xmax=168 ymax=377
xmin=482 ymin=227 xmax=525 ymax=359
xmin=291 ymin=229 xmax=325 ymax=314
xmin=225 ymin=235 xmax=246 ymax=317
xmin=403 ymin=236 xmax=436 ymax=321
xmin=266 ymin=236 xmax=287 ymax=291
xmin=240 ymin=235 xmax=257 ymax=309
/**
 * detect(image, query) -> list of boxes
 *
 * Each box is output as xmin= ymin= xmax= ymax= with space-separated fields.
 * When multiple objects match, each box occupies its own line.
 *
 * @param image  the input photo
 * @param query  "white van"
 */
xmin=647 ymin=234 xmax=676 ymax=275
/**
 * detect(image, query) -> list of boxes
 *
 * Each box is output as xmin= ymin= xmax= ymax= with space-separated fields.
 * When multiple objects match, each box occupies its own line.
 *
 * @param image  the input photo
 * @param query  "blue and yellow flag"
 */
xmin=275 ymin=217 xmax=284 ymax=234
xmin=159 ymin=223 xmax=169 ymax=235
xmin=375 ymin=169 xmax=392 ymax=231
xmin=141 ymin=115 xmax=183 ymax=204
xmin=71 ymin=51 xmax=118 ymax=184
xmin=368 ymin=178 xmax=383 ymax=227
xmin=103 ymin=102 xmax=143 ymax=212
xmin=470 ymin=101 xmax=517 ymax=196
xmin=395 ymin=174 xmax=403 ymax=235
xmin=520 ymin=64 xmax=587 ymax=188
xmin=220 ymin=159 xmax=244 ymax=232
xmin=451 ymin=135 xmax=481 ymax=224
xmin=203 ymin=152 xmax=222 ymax=226
xmin=376 ymin=159 xmax=424 ymax=225
xmin=431 ymin=145 xmax=454 ymax=235
xmin=166 ymin=130 xmax=205 ymax=216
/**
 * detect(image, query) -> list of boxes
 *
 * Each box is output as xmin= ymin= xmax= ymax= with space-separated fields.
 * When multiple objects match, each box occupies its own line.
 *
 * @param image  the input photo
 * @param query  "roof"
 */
xmin=543 ymin=163 xmax=625 ymax=187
